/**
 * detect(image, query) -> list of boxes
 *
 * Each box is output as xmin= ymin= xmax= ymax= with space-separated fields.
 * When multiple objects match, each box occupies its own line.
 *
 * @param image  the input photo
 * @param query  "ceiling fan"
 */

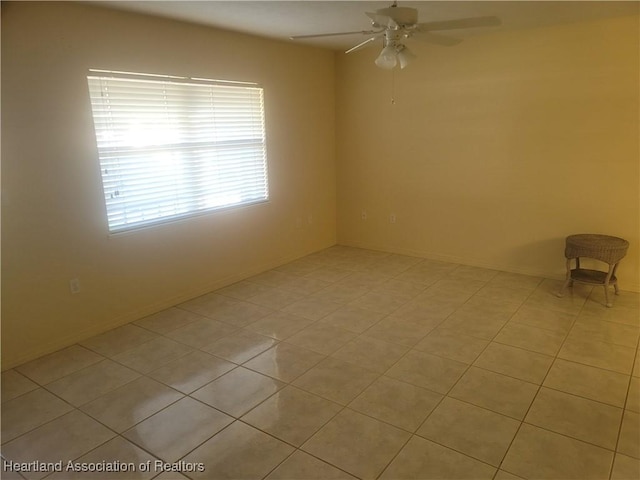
xmin=290 ymin=1 xmax=501 ymax=70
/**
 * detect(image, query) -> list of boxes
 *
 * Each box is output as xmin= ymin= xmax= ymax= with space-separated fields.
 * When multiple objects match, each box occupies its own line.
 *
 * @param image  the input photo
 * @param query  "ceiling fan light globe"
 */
xmin=375 ymin=52 xmax=397 ymax=69
xmin=397 ymin=46 xmax=416 ymax=69
xmin=375 ymin=44 xmax=398 ymax=69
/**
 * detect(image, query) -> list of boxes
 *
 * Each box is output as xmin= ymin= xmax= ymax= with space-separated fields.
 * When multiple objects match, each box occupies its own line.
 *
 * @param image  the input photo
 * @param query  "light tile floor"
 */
xmin=2 ymin=246 xmax=639 ymax=480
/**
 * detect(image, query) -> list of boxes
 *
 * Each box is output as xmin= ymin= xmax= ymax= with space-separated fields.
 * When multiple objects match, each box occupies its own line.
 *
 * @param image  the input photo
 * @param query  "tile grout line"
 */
xmin=608 ymin=332 xmax=640 ymax=479
xmin=375 ymin=276 xmax=539 ymax=479
xmin=250 ymin=262 xmax=500 ymax=479
xmin=482 ymin=279 xmax=579 ymax=479
xmin=493 ymin=283 xmax=599 ymax=477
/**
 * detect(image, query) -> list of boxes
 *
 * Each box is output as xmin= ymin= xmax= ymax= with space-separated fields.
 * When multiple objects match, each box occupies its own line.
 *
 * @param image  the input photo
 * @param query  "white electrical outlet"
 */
xmin=361 ymin=210 xmax=367 ymax=220
xmin=69 ymin=278 xmax=81 ymax=294
xmin=390 ymin=213 xmax=396 ymax=224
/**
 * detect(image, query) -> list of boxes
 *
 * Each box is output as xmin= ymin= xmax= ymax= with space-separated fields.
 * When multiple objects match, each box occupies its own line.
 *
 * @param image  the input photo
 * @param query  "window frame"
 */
xmin=87 ymin=69 xmax=270 ymax=234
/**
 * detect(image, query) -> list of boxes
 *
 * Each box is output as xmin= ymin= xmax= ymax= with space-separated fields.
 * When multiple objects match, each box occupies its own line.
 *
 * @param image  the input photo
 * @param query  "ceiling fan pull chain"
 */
xmin=391 ymin=68 xmax=396 ymax=105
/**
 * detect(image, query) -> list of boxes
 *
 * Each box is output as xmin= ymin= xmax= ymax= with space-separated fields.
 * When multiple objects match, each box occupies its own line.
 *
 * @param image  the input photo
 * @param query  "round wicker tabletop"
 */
xmin=565 ymin=234 xmax=629 ymax=265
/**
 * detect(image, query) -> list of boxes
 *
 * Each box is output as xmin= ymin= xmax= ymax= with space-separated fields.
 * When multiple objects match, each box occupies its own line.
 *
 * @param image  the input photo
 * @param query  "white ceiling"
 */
xmin=91 ymin=1 xmax=638 ymax=50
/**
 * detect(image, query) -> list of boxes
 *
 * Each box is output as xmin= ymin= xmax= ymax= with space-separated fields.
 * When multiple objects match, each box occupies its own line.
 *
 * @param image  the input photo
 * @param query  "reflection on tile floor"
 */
xmin=2 ymin=246 xmax=639 ymax=479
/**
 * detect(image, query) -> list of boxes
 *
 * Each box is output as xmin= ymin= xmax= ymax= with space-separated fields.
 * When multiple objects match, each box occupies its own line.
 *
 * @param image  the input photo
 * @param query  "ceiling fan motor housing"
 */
xmin=383 ymin=30 xmax=404 ymax=47
xmin=375 ymin=6 xmax=418 ymax=28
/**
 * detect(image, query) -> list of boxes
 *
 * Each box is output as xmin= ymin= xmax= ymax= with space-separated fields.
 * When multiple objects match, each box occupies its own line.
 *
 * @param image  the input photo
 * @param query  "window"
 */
xmin=87 ymin=70 xmax=268 ymax=233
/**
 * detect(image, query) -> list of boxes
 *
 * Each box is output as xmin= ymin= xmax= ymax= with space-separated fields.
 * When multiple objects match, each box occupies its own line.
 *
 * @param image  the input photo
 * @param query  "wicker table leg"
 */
xmin=603 ymin=264 xmax=615 ymax=308
xmin=557 ymin=258 xmax=573 ymax=298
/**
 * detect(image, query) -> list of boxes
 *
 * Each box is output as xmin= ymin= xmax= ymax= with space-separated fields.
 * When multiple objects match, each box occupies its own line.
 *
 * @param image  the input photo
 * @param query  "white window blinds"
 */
xmin=87 ymin=71 xmax=268 ymax=233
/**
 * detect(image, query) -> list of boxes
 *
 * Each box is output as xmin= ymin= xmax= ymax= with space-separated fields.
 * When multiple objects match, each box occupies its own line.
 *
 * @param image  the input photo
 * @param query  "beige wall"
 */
xmin=336 ymin=15 xmax=639 ymax=292
xmin=1 ymin=2 xmax=336 ymax=368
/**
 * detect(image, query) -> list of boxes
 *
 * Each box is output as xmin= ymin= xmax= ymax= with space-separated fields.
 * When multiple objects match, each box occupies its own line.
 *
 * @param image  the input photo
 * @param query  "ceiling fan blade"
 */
xmin=366 ymin=11 xmax=398 ymax=29
xmin=417 ymin=16 xmax=501 ymax=32
xmin=345 ymin=36 xmax=381 ymax=54
xmin=413 ymin=32 xmax=462 ymax=47
xmin=290 ymin=30 xmax=379 ymax=40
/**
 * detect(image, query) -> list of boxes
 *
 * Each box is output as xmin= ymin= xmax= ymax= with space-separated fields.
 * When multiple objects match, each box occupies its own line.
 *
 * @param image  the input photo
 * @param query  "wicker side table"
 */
xmin=557 ymin=234 xmax=629 ymax=307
